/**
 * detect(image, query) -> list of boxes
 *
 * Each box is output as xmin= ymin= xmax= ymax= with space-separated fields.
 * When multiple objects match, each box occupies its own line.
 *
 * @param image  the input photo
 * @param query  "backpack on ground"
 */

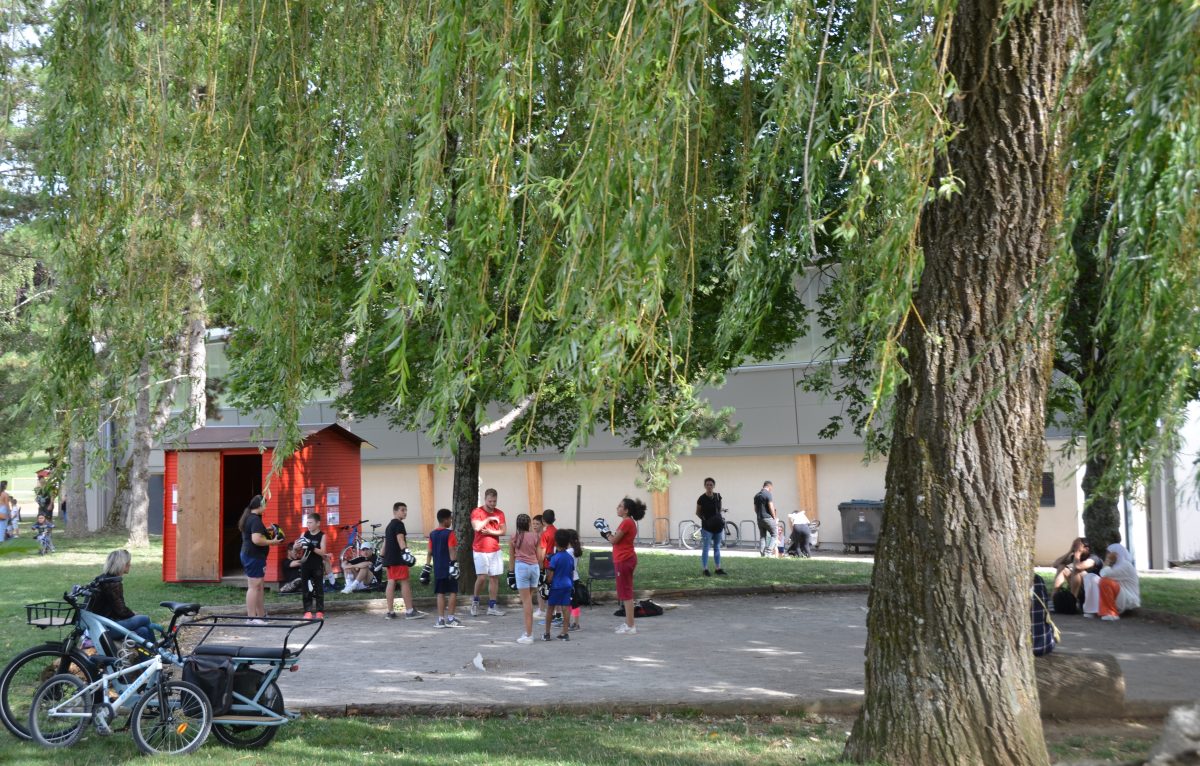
xmin=1051 ymin=588 xmax=1079 ymax=615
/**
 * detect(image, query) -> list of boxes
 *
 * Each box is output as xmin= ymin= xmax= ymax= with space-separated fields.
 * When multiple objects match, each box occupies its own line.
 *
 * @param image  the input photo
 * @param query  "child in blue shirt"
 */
xmin=543 ymin=529 xmax=574 ymax=641
xmin=427 ymin=509 xmax=464 ymax=628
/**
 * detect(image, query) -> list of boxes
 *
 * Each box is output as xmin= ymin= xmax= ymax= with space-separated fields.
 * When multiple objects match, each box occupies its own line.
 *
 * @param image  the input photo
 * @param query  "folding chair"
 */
xmin=586 ymin=550 xmax=616 ymax=606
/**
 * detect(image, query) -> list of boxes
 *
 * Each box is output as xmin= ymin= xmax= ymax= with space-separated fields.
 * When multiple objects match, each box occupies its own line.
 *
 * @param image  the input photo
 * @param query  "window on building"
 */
xmin=1040 ymin=472 xmax=1056 ymax=507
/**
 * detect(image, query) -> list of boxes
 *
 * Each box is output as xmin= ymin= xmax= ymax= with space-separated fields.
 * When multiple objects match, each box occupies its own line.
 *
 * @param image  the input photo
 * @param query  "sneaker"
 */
xmin=517 ymin=634 xmax=534 ymax=644
xmin=551 ymin=614 xmax=563 ymax=624
xmin=249 ymin=619 xmax=268 ymax=625
xmin=702 ymin=569 xmax=711 ymax=577
xmin=303 ymin=612 xmax=313 ymax=620
xmin=385 ymin=611 xmax=397 ymax=620
xmin=1101 ymin=615 xmax=1120 ymax=621
xmin=315 ymin=612 xmax=324 ymax=620
xmin=532 ymin=609 xmax=545 ymax=619
xmin=556 ymin=633 xmax=570 ymax=641
xmin=570 ymin=622 xmax=581 ymax=631
xmin=714 ymin=568 xmax=727 ymax=576
xmin=615 ymin=623 xmax=637 ymax=635
xmin=435 ymin=618 xmax=448 ymax=629
xmin=341 ymin=585 xmax=355 ymax=594
xmin=487 ymin=606 xmax=506 ymax=616
xmin=405 ymin=610 xmax=426 ymax=620
xmin=446 ymin=616 xmax=465 ymax=628
xmin=469 ymin=601 xmax=479 ymax=617
xmin=1082 ymin=613 xmax=1095 ymax=619
xmin=542 ymin=633 xmax=552 ymax=641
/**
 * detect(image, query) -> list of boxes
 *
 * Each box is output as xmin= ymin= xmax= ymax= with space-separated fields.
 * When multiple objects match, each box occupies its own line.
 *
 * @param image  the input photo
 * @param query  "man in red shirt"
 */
xmin=534 ymin=509 xmax=558 ymax=619
xmin=470 ymin=488 xmax=507 ymax=617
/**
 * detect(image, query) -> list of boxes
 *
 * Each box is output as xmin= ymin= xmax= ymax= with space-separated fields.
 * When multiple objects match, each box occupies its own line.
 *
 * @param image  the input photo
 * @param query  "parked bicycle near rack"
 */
xmin=677 ymin=518 xmax=740 ymax=550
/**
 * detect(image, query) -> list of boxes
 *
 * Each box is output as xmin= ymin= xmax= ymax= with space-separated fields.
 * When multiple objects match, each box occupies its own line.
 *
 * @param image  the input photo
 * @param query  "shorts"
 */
xmin=514 ymin=561 xmax=540 ymax=589
xmin=614 ymin=555 xmax=637 ymax=601
xmin=240 ymin=553 xmax=266 ymax=579
xmin=548 ymin=586 xmax=572 ymax=607
xmin=434 ymin=577 xmax=458 ymax=595
xmin=387 ymin=565 xmax=410 ymax=581
xmin=473 ymin=550 xmax=504 ymax=577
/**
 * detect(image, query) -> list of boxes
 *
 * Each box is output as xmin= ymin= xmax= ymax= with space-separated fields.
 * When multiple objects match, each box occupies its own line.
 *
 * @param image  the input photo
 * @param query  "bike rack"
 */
xmin=650 ymin=517 xmax=671 ymax=547
xmin=740 ymin=520 xmax=759 ymax=546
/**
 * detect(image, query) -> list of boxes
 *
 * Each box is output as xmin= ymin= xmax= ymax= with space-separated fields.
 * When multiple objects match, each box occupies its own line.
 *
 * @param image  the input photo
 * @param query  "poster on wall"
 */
xmin=171 ymin=484 xmax=178 ymax=525
xmin=326 ymin=487 xmax=340 ymax=507
xmin=301 ymin=488 xmax=316 ymax=508
xmin=327 ymin=508 xmax=340 ymax=525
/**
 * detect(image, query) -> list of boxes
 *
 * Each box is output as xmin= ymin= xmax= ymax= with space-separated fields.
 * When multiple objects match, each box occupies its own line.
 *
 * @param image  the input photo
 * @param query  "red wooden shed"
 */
xmin=162 ymin=423 xmax=368 ymax=584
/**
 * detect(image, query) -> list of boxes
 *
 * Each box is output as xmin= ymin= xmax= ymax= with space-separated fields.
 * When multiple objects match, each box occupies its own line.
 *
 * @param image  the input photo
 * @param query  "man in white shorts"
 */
xmin=470 ymin=488 xmax=507 ymax=616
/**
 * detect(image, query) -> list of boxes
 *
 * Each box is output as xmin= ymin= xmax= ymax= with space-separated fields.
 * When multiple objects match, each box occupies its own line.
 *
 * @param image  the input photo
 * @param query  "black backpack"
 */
xmin=701 ymin=494 xmax=725 ymax=533
xmin=1051 ymin=589 xmax=1080 ymax=615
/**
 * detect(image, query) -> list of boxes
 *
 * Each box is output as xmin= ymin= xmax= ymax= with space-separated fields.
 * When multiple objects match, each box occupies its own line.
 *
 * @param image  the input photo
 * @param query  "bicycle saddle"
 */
xmin=159 ymin=601 xmax=201 ymax=616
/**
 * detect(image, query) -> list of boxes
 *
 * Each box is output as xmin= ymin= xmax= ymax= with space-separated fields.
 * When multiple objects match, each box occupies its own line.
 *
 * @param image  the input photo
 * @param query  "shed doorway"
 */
xmin=222 ymin=454 xmax=262 ymax=577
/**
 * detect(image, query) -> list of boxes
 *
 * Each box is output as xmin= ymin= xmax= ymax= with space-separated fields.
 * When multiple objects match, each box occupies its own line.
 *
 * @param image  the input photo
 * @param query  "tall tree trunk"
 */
xmin=65 ymin=431 xmax=88 ymax=533
xmin=844 ymin=1 xmax=1082 ymax=764
xmin=1081 ymin=452 xmax=1121 ymax=553
xmin=451 ymin=411 xmax=481 ymax=593
xmin=186 ymin=277 xmax=207 ymax=428
xmin=127 ymin=346 xmax=184 ymax=547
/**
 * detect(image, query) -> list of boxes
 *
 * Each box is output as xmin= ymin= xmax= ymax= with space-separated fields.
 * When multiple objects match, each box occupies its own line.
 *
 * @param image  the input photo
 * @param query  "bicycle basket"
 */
xmin=26 ymin=600 xmax=77 ymax=629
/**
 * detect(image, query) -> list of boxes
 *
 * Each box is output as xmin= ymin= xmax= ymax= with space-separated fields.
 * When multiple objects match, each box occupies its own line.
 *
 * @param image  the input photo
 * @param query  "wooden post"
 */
xmin=418 ymin=464 xmax=436 ymax=533
xmin=795 ymin=454 xmax=818 ymax=521
xmin=525 ymin=461 xmax=543 ymax=517
xmin=652 ymin=489 xmax=670 ymax=543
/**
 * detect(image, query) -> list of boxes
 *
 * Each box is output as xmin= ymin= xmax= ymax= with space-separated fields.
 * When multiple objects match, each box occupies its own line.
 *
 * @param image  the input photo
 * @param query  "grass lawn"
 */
xmin=0 ymin=710 xmax=1164 ymax=765
xmin=1140 ymin=577 xmax=1200 ymax=620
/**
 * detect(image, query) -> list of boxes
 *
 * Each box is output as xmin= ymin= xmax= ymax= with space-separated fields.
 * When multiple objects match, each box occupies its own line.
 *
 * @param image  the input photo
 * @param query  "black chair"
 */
xmin=586 ymin=551 xmax=616 ymax=606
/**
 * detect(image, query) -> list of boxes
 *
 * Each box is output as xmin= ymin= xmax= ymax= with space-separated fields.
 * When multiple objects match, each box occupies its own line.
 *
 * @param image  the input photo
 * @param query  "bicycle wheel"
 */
xmin=723 ymin=521 xmax=740 ymax=548
xmin=678 ymin=521 xmax=700 ymax=550
xmin=28 ymin=673 xmax=89 ymax=748
xmin=1 ymin=644 xmax=95 ymax=740
xmin=210 ymin=671 xmax=284 ymax=749
xmin=130 ymin=679 xmax=212 ymax=756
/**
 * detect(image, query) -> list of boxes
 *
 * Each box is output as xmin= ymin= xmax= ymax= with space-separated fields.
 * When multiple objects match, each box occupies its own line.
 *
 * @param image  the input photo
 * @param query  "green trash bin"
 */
xmin=837 ymin=500 xmax=883 ymax=553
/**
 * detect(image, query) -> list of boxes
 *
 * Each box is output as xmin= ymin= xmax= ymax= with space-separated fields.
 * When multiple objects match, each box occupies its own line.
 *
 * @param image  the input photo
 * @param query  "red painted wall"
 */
xmin=162 ymin=429 xmax=363 ymax=584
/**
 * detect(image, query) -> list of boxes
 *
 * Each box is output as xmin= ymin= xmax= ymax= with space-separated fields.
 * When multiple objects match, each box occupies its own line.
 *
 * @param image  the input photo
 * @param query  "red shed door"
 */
xmin=176 ymin=452 xmax=221 ymax=580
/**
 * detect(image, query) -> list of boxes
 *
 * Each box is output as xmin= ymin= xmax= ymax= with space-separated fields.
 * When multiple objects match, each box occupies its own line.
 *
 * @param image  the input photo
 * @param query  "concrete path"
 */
xmin=269 ymin=591 xmax=1200 ymax=717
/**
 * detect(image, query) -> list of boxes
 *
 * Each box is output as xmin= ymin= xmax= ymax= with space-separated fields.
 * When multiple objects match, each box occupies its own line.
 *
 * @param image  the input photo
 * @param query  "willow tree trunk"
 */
xmin=451 ymin=412 xmax=481 ymax=593
xmin=843 ymin=1 xmax=1082 ymax=764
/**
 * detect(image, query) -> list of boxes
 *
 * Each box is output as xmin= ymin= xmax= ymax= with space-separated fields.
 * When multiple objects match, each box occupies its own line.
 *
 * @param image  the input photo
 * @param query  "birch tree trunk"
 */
xmin=186 ymin=276 xmax=207 ymax=428
xmin=126 ymin=349 xmax=184 ymax=548
xmin=843 ymin=0 xmax=1083 ymax=764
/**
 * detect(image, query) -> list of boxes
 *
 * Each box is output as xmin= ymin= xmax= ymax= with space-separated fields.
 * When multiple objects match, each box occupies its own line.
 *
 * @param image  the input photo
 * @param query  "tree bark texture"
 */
xmin=186 ymin=277 xmax=207 ymax=428
xmin=65 ymin=433 xmax=88 ymax=533
xmin=844 ymin=1 xmax=1082 ymax=764
xmin=1081 ymin=453 xmax=1121 ymax=553
xmin=451 ymin=413 xmax=481 ymax=593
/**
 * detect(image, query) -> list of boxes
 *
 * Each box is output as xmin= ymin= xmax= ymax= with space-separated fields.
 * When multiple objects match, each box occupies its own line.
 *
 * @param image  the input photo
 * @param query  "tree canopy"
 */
xmin=32 ymin=0 xmax=1200 ymax=763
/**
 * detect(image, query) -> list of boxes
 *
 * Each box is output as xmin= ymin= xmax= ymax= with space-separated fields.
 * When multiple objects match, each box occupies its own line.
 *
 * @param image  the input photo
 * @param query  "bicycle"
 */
xmin=33 ymin=522 xmax=55 ymax=555
xmin=2 ymin=576 xmax=196 ymax=741
xmin=30 ymin=649 xmax=212 ymax=755
xmin=677 ymin=519 xmax=739 ymax=550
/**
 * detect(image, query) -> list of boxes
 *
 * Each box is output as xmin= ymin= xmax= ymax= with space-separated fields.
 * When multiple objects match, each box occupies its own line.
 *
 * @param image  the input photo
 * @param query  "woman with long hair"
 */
xmin=600 ymin=497 xmax=646 ymax=635
xmin=239 ymin=494 xmax=284 ymax=621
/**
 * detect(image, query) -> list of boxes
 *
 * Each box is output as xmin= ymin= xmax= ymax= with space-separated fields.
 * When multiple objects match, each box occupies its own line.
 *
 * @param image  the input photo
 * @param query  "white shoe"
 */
xmin=341 ymin=584 xmax=355 ymax=594
xmin=1101 ymin=615 xmax=1120 ymax=621
xmin=516 ymin=634 xmax=534 ymax=644
xmin=615 ymin=623 xmax=637 ymax=635
xmin=532 ymin=609 xmax=545 ymax=619
xmin=487 ymin=606 xmax=506 ymax=616
xmin=469 ymin=601 xmax=478 ymax=617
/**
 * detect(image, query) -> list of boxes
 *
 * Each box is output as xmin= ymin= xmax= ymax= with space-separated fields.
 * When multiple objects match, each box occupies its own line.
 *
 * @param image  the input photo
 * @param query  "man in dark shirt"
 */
xmin=753 ymin=481 xmax=780 ymax=558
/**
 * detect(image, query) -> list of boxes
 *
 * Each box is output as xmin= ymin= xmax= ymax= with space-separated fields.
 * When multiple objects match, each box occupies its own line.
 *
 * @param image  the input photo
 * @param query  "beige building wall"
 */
xmin=362 ymin=442 xmax=1083 ymax=559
